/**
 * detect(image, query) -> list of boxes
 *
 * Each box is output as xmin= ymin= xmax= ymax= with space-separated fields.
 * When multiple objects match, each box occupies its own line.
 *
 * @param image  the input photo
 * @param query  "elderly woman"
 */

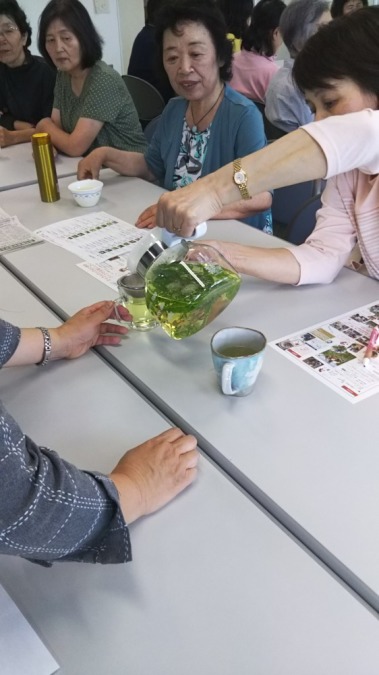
xmin=331 ymin=0 xmax=368 ymax=18
xmin=153 ymin=7 xmax=379 ymax=285
xmin=265 ymin=0 xmax=331 ymax=133
xmin=230 ymin=0 xmax=286 ymax=104
xmin=78 ymin=0 xmax=272 ymax=232
xmin=36 ymin=0 xmax=146 ymax=157
xmin=0 ymin=0 xmax=55 ymax=147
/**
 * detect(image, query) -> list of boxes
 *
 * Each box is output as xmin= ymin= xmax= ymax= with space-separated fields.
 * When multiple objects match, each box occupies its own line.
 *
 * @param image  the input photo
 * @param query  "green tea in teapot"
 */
xmin=145 ymin=259 xmax=240 ymax=340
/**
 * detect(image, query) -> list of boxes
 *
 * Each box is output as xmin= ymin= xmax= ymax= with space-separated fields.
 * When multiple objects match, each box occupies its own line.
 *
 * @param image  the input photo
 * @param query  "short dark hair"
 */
xmin=293 ymin=6 xmax=379 ymax=99
xmin=217 ymin=0 xmax=253 ymax=40
xmin=146 ymin=0 xmax=168 ymax=24
xmin=242 ymin=0 xmax=286 ymax=56
xmin=330 ymin=0 xmax=368 ymax=19
xmin=0 ymin=0 xmax=31 ymax=48
xmin=38 ymin=0 xmax=103 ymax=69
xmin=155 ymin=0 xmax=233 ymax=82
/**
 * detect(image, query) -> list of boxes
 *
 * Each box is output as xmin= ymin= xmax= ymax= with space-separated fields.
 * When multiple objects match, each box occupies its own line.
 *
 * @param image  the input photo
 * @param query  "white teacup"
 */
xmin=68 ymin=179 xmax=103 ymax=207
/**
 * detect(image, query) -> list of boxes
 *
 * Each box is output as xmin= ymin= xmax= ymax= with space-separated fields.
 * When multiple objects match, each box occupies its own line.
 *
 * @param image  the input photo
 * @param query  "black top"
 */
xmin=0 ymin=52 xmax=56 ymax=130
xmin=127 ymin=24 xmax=174 ymax=104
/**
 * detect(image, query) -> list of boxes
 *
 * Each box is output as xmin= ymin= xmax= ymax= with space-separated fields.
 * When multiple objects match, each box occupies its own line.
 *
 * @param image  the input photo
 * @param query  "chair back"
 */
xmin=272 ymin=181 xmax=320 ymax=238
xmin=144 ymin=115 xmax=161 ymax=143
xmin=122 ymin=75 xmax=165 ymax=127
xmin=285 ymin=193 xmax=322 ymax=245
xmin=251 ymin=99 xmax=287 ymax=141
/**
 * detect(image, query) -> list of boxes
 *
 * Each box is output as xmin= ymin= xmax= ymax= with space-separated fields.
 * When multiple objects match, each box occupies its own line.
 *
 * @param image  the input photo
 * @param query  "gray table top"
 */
xmin=1 ymin=173 xmax=379 ymax=611
xmin=1 ymin=265 xmax=379 ymax=675
xmin=0 ymin=142 xmax=78 ymax=191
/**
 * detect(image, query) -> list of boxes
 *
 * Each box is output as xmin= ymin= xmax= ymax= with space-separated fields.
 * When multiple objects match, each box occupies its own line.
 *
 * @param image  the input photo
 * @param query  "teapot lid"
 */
xmin=137 ymin=241 xmax=168 ymax=277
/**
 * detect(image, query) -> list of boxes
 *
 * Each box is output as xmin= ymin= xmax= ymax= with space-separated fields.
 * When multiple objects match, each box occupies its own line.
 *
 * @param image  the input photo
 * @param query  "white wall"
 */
xmin=17 ymin=0 xmax=145 ymax=74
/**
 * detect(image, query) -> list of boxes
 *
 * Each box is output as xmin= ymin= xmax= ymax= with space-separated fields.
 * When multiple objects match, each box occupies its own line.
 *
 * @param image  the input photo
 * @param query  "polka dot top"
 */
xmin=54 ymin=60 xmax=147 ymax=154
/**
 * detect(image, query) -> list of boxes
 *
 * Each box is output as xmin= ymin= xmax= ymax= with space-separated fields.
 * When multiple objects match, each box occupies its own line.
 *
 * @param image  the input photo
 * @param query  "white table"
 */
xmin=1 ymin=174 xmax=379 ymax=612
xmin=0 ymin=142 xmax=78 ymax=191
xmin=1 ymin=266 xmax=379 ymax=674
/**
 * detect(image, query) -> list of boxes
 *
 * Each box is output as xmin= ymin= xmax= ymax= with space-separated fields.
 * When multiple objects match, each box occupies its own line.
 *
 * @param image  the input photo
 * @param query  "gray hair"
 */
xmin=280 ymin=0 xmax=330 ymax=57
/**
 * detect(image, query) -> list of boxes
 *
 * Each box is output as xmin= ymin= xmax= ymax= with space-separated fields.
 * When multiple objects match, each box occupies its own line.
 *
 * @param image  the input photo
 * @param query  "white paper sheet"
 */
xmin=0 ymin=215 xmax=42 ymax=255
xmin=270 ymin=300 xmax=379 ymax=403
xmin=35 ymin=211 xmax=144 ymax=262
xmin=0 ymin=584 xmax=59 ymax=675
xmin=77 ymin=254 xmax=130 ymax=291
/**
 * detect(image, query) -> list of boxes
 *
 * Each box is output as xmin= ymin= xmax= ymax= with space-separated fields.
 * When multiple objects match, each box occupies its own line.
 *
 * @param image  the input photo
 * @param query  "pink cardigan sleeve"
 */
xmin=302 ymin=109 xmax=379 ymax=178
xmin=289 ymin=110 xmax=379 ymax=285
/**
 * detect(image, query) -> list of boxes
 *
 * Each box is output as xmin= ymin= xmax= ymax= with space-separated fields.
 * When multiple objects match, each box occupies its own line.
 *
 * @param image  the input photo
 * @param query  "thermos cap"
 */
xmin=32 ymin=132 xmax=51 ymax=146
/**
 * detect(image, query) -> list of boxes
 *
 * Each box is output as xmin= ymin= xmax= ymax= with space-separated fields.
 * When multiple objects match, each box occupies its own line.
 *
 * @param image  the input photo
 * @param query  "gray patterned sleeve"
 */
xmin=0 ymin=402 xmax=132 ymax=565
xmin=0 ymin=319 xmax=21 ymax=366
xmin=0 ymin=320 xmax=132 ymax=565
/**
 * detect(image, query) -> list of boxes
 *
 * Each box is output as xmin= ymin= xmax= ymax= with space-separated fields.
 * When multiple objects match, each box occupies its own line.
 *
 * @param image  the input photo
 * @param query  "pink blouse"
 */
xmin=230 ymin=50 xmax=279 ymax=104
xmin=290 ymin=110 xmax=379 ymax=284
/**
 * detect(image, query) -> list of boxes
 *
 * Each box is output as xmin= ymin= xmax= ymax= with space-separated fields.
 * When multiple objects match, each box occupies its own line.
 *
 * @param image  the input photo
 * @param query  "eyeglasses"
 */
xmin=0 ymin=25 xmax=20 ymax=40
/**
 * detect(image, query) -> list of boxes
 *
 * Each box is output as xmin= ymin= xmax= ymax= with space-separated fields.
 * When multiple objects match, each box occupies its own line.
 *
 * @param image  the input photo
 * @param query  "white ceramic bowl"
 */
xmin=68 ymin=179 xmax=103 ymax=207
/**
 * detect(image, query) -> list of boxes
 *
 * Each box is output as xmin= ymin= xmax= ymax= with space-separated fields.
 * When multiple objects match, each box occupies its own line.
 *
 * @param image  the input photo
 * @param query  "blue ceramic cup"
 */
xmin=211 ymin=327 xmax=266 ymax=396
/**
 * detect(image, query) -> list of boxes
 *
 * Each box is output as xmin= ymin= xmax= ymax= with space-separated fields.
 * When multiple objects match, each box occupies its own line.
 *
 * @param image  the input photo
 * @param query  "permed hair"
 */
xmin=155 ymin=0 xmax=233 ymax=82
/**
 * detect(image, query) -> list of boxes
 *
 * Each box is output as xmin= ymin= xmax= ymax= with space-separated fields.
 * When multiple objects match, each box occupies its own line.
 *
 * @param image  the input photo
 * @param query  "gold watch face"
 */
xmin=234 ymin=170 xmax=247 ymax=186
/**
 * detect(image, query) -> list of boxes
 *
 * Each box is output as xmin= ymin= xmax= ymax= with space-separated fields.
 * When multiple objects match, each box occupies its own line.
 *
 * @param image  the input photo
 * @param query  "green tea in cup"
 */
xmin=114 ymin=273 xmax=158 ymax=331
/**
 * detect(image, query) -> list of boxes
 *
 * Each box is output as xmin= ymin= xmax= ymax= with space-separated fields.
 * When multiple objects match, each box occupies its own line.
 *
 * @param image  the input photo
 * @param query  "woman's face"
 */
xmin=305 ymin=78 xmax=379 ymax=121
xmin=162 ymin=21 xmax=222 ymax=104
xmin=45 ymin=19 xmax=82 ymax=74
xmin=0 ymin=14 xmax=27 ymax=68
xmin=343 ymin=0 xmax=365 ymax=15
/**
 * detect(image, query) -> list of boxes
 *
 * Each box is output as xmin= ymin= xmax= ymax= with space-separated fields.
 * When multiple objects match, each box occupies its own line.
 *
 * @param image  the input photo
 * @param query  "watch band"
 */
xmin=233 ymin=159 xmax=250 ymax=200
xmin=36 ymin=327 xmax=52 ymax=366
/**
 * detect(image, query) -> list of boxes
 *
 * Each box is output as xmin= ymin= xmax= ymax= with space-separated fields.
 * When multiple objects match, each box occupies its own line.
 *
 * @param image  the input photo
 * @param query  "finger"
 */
xmin=180 ymin=448 xmax=199 ymax=469
xmin=99 ymin=321 xmax=129 ymax=335
xmin=173 ymin=433 xmax=198 ymax=453
xmin=95 ymin=334 xmax=126 ymax=346
xmin=111 ymin=304 xmax=132 ymax=322
xmin=158 ymin=427 xmax=186 ymax=443
xmin=181 ymin=466 xmax=198 ymax=488
xmin=78 ymin=300 xmax=116 ymax=320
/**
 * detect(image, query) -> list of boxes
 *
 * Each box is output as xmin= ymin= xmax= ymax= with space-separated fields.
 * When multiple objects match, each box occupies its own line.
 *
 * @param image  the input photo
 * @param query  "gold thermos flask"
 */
xmin=31 ymin=132 xmax=60 ymax=203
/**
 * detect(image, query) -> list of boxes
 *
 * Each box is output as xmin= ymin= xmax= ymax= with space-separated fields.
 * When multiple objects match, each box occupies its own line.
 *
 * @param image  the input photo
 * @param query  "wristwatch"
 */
xmin=233 ymin=159 xmax=250 ymax=200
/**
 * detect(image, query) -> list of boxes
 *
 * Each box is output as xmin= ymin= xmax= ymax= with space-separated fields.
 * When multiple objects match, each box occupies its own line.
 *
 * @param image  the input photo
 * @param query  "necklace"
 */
xmin=189 ymin=85 xmax=224 ymax=133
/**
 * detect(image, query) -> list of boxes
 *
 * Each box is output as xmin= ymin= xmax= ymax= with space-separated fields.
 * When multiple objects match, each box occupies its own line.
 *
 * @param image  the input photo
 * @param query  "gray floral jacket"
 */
xmin=0 ymin=319 xmax=131 ymax=565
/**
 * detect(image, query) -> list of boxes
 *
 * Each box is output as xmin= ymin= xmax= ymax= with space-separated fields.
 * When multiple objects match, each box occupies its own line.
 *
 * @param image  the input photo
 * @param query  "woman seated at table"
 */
xmin=230 ymin=0 xmax=286 ymax=104
xmin=265 ymin=0 xmax=331 ymax=133
xmin=78 ymin=0 xmax=272 ymax=232
xmin=331 ymin=0 xmax=367 ymax=18
xmin=35 ymin=0 xmax=146 ymax=157
xmin=0 ymin=302 xmax=198 ymax=564
xmin=0 ymin=0 xmax=55 ymax=148
xmin=153 ymin=8 xmax=379 ymax=285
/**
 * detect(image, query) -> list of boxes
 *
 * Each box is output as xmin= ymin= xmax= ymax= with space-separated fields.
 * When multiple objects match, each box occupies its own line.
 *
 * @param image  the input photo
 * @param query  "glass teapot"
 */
xmin=143 ymin=239 xmax=241 ymax=340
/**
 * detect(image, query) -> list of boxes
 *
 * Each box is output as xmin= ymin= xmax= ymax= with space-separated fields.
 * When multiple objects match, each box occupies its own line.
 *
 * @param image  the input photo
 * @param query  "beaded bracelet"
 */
xmin=36 ymin=327 xmax=52 ymax=366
